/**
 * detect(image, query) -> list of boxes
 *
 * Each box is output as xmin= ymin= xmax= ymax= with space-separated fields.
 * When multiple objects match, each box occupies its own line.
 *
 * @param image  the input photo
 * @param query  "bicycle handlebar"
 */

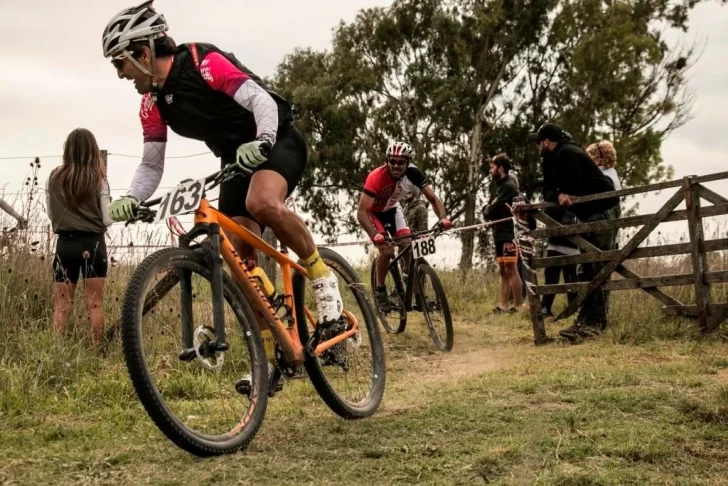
xmin=385 ymin=221 xmax=447 ymax=243
xmin=126 ymin=142 xmax=271 ymax=225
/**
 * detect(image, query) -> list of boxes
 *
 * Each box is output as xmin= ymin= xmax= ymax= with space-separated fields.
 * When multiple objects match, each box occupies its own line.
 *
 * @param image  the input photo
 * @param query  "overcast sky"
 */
xmin=1 ymin=0 xmax=726 ymax=266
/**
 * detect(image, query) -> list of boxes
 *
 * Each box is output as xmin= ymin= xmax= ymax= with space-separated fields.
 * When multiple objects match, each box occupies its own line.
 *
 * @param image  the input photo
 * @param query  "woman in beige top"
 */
xmin=46 ymin=128 xmax=113 ymax=348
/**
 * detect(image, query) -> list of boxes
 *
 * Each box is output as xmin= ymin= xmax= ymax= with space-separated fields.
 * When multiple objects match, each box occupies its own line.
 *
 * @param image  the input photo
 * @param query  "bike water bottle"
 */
xmin=246 ymin=259 xmax=277 ymax=364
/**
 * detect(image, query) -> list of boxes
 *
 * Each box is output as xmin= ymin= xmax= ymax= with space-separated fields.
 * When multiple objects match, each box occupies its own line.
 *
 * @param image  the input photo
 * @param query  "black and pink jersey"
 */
xmin=139 ymin=42 xmax=293 ymax=157
xmin=363 ymin=164 xmax=429 ymax=213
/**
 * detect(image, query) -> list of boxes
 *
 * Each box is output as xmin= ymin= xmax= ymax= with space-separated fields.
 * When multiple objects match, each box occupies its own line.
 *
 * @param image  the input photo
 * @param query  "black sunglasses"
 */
xmin=387 ymin=158 xmax=409 ymax=167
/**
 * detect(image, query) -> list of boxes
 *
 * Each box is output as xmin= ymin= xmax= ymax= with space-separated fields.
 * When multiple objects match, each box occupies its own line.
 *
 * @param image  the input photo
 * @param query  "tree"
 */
xmin=271 ymin=0 xmax=715 ymax=265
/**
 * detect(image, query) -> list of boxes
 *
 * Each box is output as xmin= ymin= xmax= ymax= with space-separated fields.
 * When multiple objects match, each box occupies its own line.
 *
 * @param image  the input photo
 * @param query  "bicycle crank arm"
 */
xmin=178 ymin=348 xmax=197 ymax=362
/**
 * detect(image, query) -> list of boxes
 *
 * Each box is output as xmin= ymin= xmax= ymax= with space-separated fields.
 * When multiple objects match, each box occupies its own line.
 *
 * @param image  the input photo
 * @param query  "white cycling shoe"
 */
xmin=310 ymin=273 xmax=343 ymax=325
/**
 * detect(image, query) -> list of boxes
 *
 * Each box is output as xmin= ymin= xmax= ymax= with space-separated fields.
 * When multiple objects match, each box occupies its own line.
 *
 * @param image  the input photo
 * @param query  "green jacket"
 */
xmin=404 ymin=199 xmax=428 ymax=233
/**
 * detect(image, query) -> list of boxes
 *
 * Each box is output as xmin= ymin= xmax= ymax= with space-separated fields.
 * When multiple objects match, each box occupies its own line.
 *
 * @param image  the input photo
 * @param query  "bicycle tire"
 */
xmin=369 ymin=255 xmax=407 ymax=334
xmin=121 ymin=247 xmax=269 ymax=456
xmin=294 ymin=247 xmax=386 ymax=419
xmin=416 ymin=261 xmax=454 ymax=352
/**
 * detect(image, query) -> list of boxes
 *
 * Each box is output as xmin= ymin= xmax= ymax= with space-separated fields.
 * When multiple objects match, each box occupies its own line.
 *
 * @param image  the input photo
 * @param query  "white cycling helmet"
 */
xmin=386 ymin=141 xmax=415 ymax=159
xmin=102 ymin=1 xmax=168 ymax=77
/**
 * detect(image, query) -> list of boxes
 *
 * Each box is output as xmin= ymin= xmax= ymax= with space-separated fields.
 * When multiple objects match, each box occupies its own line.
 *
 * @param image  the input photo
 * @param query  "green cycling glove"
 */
xmin=108 ymin=195 xmax=139 ymax=222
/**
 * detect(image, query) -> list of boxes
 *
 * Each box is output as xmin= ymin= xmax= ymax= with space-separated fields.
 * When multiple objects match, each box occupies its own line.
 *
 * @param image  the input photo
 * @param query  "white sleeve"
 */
xmin=99 ymin=179 xmax=113 ymax=227
xmin=233 ymin=80 xmax=279 ymax=145
xmin=127 ymin=141 xmax=166 ymax=202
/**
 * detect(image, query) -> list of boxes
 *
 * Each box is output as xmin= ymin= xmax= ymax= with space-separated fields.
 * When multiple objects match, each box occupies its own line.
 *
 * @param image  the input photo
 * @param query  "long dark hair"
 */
xmin=51 ymin=128 xmax=106 ymax=203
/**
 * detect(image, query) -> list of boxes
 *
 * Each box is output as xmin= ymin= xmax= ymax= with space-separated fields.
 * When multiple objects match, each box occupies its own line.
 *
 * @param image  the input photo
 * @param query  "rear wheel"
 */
xmin=370 ymin=255 xmax=407 ymax=334
xmin=295 ymin=247 xmax=386 ymax=419
xmin=416 ymin=262 xmax=454 ymax=352
xmin=121 ymin=248 xmax=269 ymax=456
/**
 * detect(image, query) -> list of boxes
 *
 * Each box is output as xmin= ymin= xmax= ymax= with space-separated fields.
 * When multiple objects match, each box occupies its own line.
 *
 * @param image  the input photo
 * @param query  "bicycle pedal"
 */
xmin=234 ymin=379 xmax=252 ymax=398
xmin=178 ymin=348 xmax=197 ymax=362
xmin=268 ymin=368 xmax=284 ymax=398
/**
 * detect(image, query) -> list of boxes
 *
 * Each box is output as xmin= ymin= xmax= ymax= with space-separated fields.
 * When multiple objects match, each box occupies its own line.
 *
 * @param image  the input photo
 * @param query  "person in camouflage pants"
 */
xmin=403 ymin=188 xmax=429 ymax=233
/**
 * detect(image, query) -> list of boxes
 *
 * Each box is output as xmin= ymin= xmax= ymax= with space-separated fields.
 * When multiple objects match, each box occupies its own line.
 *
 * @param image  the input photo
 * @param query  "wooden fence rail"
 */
xmin=514 ymin=172 xmax=728 ymax=345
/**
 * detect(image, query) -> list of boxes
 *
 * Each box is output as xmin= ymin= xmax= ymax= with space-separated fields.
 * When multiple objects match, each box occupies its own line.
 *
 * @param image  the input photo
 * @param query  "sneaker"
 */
xmin=311 ymin=274 xmax=343 ymax=325
xmin=492 ymin=306 xmax=516 ymax=315
xmin=375 ymin=289 xmax=393 ymax=313
xmin=575 ymin=324 xmax=602 ymax=339
xmin=539 ymin=307 xmax=554 ymax=319
xmin=558 ymin=323 xmax=580 ymax=340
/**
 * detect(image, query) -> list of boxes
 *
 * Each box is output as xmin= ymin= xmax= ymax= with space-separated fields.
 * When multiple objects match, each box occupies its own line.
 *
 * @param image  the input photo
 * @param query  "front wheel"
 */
xmin=294 ymin=247 xmax=386 ymax=419
xmin=416 ymin=262 xmax=454 ymax=352
xmin=370 ymin=255 xmax=407 ymax=334
xmin=121 ymin=248 xmax=269 ymax=456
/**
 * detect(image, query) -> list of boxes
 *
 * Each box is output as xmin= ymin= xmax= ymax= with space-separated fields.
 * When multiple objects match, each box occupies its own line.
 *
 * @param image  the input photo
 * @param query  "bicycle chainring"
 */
xmin=317 ymin=319 xmax=351 ymax=371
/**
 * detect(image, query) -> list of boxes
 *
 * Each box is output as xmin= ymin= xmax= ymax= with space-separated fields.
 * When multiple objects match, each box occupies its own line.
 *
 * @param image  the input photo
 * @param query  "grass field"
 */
xmin=2 ymin=244 xmax=728 ymax=485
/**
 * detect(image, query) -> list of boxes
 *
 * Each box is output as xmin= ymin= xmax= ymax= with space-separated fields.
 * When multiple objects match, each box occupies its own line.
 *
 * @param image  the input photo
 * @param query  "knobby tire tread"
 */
xmin=121 ymin=247 xmax=268 ymax=456
xmin=295 ymin=247 xmax=386 ymax=419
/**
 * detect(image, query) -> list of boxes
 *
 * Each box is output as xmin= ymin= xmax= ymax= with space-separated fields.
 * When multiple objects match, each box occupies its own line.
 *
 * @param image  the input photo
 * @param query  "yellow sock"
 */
xmin=300 ymin=250 xmax=330 ymax=280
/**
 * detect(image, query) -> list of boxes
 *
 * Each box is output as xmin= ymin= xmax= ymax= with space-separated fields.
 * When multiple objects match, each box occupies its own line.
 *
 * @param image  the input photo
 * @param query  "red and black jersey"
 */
xmin=363 ymin=164 xmax=429 ymax=213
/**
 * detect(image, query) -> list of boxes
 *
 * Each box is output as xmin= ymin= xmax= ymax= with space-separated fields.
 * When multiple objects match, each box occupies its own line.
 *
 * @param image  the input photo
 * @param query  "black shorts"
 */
xmin=53 ymin=231 xmax=108 ymax=284
xmin=218 ymin=122 xmax=307 ymax=222
xmin=495 ymin=240 xmax=518 ymax=264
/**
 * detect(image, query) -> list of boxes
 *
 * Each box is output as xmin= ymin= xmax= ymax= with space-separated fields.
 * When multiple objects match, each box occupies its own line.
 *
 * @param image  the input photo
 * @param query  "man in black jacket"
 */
xmin=529 ymin=123 xmax=619 ymax=340
xmin=483 ymin=154 xmax=523 ymax=314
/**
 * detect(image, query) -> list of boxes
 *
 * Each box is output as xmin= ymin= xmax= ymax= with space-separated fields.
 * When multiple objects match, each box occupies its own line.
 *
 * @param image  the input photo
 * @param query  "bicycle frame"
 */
xmin=178 ymin=197 xmax=359 ymax=365
xmin=383 ymin=227 xmax=439 ymax=310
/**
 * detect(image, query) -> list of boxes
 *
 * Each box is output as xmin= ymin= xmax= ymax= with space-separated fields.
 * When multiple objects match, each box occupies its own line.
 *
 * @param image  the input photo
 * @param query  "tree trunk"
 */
xmin=458 ymin=110 xmax=484 ymax=273
xmin=260 ymin=227 xmax=278 ymax=287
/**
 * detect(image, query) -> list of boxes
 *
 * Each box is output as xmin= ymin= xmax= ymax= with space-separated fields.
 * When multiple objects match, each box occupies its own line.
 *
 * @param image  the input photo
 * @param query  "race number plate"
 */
xmin=412 ymin=235 xmax=437 ymax=259
xmin=153 ymin=178 xmax=206 ymax=222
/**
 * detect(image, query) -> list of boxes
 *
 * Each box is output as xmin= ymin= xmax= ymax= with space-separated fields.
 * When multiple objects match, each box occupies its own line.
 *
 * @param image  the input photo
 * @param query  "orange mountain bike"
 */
xmin=120 ymin=164 xmax=385 ymax=457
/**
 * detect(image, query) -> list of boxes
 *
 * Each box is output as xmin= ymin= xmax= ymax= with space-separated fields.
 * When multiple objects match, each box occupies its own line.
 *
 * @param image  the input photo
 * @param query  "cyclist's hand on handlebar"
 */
xmin=109 ymin=195 xmax=139 ymax=222
xmin=438 ymin=218 xmax=453 ymax=230
xmin=234 ymin=140 xmax=272 ymax=175
xmin=372 ymin=233 xmax=387 ymax=246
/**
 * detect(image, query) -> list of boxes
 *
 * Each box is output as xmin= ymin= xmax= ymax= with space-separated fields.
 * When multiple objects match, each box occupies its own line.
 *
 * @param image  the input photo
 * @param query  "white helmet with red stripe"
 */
xmin=386 ymin=141 xmax=415 ymax=159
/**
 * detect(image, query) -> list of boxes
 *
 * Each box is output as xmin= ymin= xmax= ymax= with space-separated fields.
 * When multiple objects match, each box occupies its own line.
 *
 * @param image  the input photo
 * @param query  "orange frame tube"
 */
xmin=192 ymin=198 xmax=357 ymax=364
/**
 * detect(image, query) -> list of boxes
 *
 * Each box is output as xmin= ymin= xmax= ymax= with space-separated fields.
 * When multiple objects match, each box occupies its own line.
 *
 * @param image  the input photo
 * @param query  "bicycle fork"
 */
xmin=178 ymin=224 xmax=229 ymax=362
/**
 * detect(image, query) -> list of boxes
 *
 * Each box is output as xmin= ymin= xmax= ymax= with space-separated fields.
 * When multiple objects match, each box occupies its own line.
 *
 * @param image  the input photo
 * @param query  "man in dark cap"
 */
xmin=528 ymin=122 xmax=619 ymax=341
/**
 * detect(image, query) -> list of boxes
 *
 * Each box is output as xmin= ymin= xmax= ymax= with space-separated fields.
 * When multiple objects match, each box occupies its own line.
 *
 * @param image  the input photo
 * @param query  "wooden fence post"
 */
xmin=685 ymin=178 xmax=711 ymax=331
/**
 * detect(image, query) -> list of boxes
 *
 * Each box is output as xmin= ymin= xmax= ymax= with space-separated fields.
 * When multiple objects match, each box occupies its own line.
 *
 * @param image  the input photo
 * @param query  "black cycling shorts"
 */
xmin=495 ymin=240 xmax=519 ymax=264
xmin=53 ymin=231 xmax=108 ymax=284
xmin=218 ymin=121 xmax=307 ymax=222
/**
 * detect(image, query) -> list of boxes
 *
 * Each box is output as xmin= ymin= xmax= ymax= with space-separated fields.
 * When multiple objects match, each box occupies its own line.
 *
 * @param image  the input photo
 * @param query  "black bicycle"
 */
xmin=369 ymin=224 xmax=453 ymax=352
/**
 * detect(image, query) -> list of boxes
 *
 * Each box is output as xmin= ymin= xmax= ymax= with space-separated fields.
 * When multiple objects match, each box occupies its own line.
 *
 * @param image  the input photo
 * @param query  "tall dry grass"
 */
xmin=1 ymin=206 xmax=728 ymax=421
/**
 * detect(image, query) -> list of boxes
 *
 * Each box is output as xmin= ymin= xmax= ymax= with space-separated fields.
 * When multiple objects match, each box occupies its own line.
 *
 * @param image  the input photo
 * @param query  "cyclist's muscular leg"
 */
xmin=375 ymin=244 xmax=394 ymax=287
xmin=245 ymin=170 xmax=317 ymax=262
xmin=246 ymin=170 xmax=342 ymax=323
xmin=227 ymin=216 xmax=261 ymax=262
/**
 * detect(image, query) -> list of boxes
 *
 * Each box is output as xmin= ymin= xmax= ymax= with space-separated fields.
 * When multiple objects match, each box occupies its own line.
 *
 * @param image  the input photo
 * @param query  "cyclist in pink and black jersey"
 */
xmin=356 ymin=141 xmax=452 ymax=312
xmin=101 ymin=1 xmax=342 ymax=331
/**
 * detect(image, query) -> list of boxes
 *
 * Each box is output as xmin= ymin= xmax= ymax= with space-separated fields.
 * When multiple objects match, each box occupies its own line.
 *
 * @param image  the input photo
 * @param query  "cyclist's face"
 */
xmin=113 ymin=50 xmax=153 ymax=94
xmin=387 ymin=156 xmax=409 ymax=178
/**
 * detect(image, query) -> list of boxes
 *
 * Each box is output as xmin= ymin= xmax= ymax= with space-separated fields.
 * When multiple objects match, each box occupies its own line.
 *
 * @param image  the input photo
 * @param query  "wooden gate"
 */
xmin=514 ymin=171 xmax=728 ymax=345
